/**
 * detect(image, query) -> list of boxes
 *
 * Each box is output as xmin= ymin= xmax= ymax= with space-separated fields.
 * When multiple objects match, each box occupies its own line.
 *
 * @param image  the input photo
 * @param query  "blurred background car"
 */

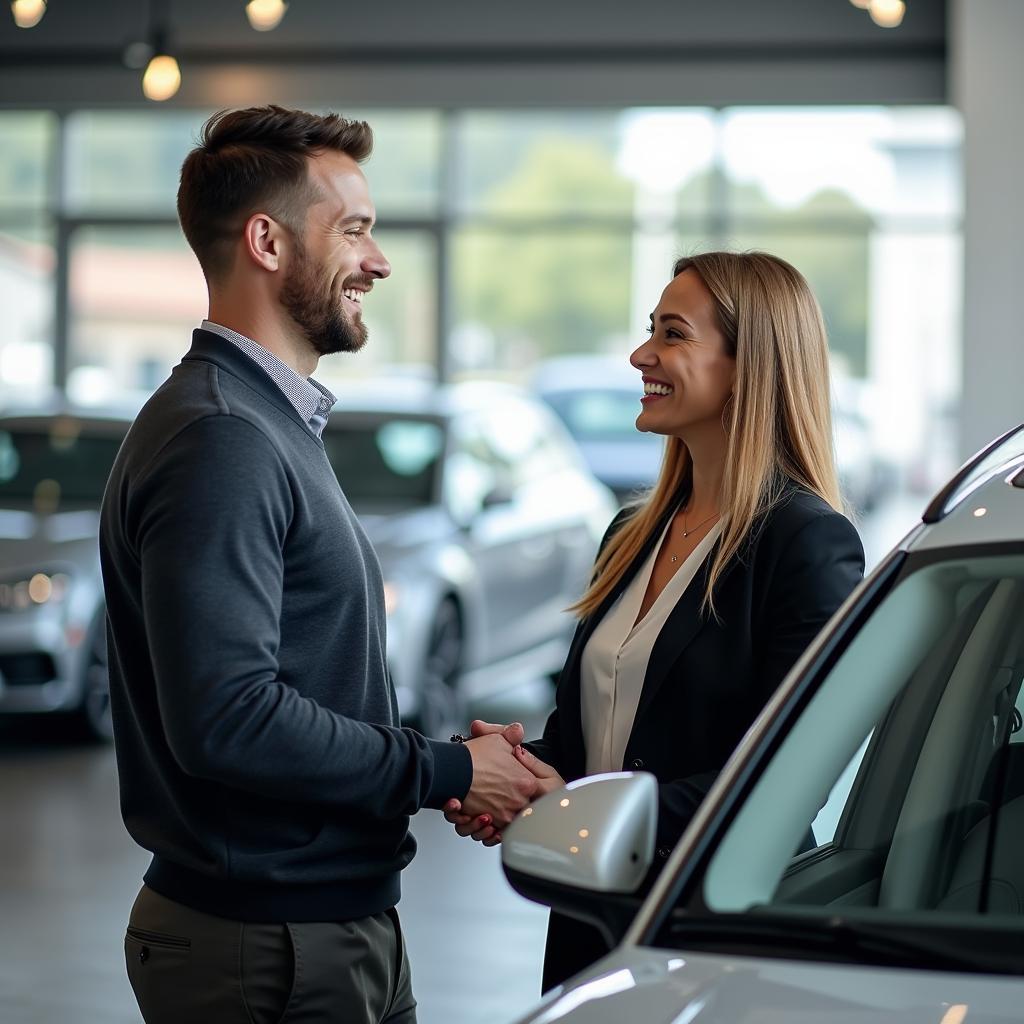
xmin=535 ymin=354 xmax=895 ymax=515
xmin=0 ymin=381 xmax=616 ymax=742
xmin=327 ymin=378 xmax=617 ymax=736
xmin=532 ymin=356 xmax=665 ymax=504
xmin=0 ymin=408 xmax=131 ymax=741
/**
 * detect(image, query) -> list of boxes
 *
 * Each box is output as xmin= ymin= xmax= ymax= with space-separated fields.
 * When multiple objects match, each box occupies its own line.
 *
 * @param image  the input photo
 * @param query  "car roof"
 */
xmin=908 ymin=423 xmax=1024 ymax=552
xmin=530 ymin=355 xmax=639 ymax=394
xmin=0 ymin=405 xmax=136 ymax=432
xmin=328 ymin=377 xmax=540 ymax=420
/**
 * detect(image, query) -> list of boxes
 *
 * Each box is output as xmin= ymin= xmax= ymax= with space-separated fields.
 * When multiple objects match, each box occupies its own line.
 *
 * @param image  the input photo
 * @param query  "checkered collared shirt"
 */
xmin=201 ymin=320 xmax=337 ymax=438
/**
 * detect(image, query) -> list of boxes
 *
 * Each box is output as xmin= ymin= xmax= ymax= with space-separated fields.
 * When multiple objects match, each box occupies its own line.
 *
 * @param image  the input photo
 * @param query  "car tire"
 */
xmin=77 ymin=618 xmax=113 ymax=743
xmin=413 ymin=598 xmax=464 ymax=739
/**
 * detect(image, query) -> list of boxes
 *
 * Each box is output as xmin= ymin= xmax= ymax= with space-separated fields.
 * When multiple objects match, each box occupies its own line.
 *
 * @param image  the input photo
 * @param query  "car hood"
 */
xmin=515 ymin=946 xmax=1022 ymax=1024
xmin=0 ymin=506 xmax=102 ymax=573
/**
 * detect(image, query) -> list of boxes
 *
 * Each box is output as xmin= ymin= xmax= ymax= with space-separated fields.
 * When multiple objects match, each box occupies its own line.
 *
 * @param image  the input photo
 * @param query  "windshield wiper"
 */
xmin=666 ymin=912 xmax=993 ymax=973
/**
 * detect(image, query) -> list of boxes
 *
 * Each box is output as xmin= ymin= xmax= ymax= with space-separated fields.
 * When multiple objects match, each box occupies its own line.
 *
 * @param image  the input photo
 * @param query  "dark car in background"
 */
xmin=532 ymin=356 xmax=665 ymax=504
xmin=0 ymin=382 xmax=615 ymax=740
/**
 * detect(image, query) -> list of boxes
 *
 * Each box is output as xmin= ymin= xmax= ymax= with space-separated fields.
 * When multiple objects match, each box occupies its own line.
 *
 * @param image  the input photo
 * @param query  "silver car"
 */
xmin=504 ymin=422 xmax=1024 ymax=1022
xmin=0 ymin=409 xmax=127 ymax=740
xmin=324 ymin=379 xmax=616 ymax=735
xmin=0 ymin=383 xmax=616 ymax=741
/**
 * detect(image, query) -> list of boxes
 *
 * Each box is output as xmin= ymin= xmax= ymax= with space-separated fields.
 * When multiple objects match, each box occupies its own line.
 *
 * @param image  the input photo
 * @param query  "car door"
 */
xmin=650 ymin=548 xmax=1024 ymax=977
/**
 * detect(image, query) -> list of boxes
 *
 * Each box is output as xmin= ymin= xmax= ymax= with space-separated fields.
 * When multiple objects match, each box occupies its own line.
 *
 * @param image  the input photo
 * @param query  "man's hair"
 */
xmin=177 ymin=105 xmax=373 ymax=282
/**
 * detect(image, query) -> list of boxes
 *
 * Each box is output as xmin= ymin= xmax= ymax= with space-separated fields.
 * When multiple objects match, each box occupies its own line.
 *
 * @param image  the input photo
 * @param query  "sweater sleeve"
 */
xmin=130 ymin=414 xmax=472 ymax=815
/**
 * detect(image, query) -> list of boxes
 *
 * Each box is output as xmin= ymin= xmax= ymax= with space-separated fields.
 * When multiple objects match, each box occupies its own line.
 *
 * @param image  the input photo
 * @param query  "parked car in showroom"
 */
xmin=534 ymin=354 xmax=889 ymax=513
xmin=0 ymin=382 xmax=615 ymax=741
xmin=325 ymin=378 xmax=616 ymax=735
xmin=0 ymin=407 xmax=130 ymax=740
xmin=532 ymin=356 xmax=665 ymax=504
xmin=502 ymin=423 xmax=1024 ymax=1023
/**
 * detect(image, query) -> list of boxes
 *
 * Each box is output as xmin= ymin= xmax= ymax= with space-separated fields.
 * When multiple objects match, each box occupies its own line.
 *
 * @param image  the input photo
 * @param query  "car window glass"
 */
xmin=672 ymin=555 xmax=1024 ymax=939
xmin=544 ymin=389 xmax=646 ymax=443
xmin=810 ymin=732 xmax=873 ymax=847
xmin=323 ymin=418 xmax=443 ymax=512
xmin=443 ymin=418 xmax=502 ymax=522
xmin=0 ymin=424 xmax=124 ymax=509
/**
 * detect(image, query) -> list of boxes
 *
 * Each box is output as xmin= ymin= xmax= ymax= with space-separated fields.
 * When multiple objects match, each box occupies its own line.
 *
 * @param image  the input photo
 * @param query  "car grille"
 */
xmin=0 ymin=652 xmax=58 ymax=687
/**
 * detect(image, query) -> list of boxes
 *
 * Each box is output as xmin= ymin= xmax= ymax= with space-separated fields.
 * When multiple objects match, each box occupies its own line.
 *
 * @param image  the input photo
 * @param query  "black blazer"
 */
xmin=528 ymin=481 xmax=865 ymax=854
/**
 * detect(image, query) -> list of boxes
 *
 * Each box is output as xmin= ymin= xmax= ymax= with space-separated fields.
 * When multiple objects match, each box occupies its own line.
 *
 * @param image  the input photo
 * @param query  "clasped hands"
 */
xmin=444 ymin=720 xmax=564 ymax=847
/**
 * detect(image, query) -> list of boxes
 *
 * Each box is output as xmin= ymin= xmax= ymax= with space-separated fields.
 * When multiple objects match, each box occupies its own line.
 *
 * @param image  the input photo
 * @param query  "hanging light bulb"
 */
xmin=848 ymin=0 xmax=870 ymax=8
xmin=11 ymin=0 xmax=46 ymax=27
xmin=246 ymin=0 xmax=287 ymax=31
xmin=143 ymin=52 xmax=181 ymax=101
xmin=869 ymin=0 xmax=905 ymax=28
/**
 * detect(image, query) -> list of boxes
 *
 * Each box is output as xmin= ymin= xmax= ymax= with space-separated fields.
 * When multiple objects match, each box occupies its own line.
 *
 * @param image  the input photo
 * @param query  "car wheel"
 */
xmin=414 ymin=598 xmax=464 ymax=739
xmin=78 ymin=621 xmax=113 ymax=743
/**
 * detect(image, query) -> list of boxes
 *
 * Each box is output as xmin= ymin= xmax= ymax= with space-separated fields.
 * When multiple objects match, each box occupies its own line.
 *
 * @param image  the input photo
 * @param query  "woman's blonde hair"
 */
xmin=572 ymin=250 xmax=844 ymax=621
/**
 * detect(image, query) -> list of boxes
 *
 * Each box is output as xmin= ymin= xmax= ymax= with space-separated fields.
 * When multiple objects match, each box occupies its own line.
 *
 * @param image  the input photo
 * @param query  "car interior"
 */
xmin=679 ymin=555 xmax=1024 ymax=932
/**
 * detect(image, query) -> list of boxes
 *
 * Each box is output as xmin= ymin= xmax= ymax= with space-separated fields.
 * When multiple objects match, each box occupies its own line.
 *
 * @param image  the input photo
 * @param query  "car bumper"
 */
xmin=0 ymin=613 xmax=82 ymax=714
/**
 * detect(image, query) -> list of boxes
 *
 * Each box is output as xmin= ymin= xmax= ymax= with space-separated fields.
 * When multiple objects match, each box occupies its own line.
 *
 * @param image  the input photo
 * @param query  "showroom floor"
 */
xmin=0 ymin=495 xmax=919 ymax=1024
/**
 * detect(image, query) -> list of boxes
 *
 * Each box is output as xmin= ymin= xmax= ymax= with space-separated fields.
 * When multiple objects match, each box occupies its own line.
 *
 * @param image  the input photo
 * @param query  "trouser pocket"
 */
xmin=125 ymin=925 xmax=192 ymax=1024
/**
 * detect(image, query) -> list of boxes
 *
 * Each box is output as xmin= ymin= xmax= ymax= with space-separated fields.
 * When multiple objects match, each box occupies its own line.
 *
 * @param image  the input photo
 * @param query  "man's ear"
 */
xmin=242 ymin=212 xmax=284 ymax=273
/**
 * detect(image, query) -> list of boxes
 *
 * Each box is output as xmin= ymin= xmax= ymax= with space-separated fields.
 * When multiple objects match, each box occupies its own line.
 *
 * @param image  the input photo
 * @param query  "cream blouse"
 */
xmin=580 ymin=514 xmax=723 ymax=775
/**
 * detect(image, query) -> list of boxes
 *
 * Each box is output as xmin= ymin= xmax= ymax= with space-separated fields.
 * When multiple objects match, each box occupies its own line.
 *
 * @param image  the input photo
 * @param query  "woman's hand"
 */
xmin=443 ymin=732 xmax=566 ymax=847
xmin=511 ymin=744 xmax=565 ymax=799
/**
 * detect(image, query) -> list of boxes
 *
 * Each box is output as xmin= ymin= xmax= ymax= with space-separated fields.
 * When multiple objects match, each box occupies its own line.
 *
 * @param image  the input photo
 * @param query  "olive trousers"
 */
xmin=124 ymin=885 xmax=417 ymax=1024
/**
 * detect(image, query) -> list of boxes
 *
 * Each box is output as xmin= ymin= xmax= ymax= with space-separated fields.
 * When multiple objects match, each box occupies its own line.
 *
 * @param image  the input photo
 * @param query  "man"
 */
xmin=99 ymin=105 xmax=537 ymax=1024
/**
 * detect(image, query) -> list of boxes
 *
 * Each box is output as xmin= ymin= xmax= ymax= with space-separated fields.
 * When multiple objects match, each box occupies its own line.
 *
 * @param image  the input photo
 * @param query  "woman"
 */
xmin=445 ymin=251 xmax=865 ymax=990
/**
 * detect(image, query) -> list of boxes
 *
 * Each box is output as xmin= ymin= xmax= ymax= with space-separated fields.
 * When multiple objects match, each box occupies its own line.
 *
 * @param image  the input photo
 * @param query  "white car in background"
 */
xmin=503 ymin=423 xmax=1024 ymax=1023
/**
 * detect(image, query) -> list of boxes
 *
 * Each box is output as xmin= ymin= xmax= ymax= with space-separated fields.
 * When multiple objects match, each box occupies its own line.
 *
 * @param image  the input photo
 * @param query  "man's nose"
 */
xmin=363 ymin=240 xmax=390 ymax=280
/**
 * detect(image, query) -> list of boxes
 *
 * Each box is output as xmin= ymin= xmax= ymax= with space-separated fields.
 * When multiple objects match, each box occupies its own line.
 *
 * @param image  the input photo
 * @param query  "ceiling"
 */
xmin=0 ymin=0 xmax=949 ymax=109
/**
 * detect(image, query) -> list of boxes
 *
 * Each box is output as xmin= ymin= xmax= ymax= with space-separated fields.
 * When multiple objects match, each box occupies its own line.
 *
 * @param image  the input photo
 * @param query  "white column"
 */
xmin=949 ymin=0 xmax=1024 ymax=458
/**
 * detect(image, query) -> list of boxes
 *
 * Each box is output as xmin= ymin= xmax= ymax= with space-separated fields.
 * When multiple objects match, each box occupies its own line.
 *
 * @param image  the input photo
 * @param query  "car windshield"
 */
xmin=542 ymin=389 xmax=647 ymax=444
xmin=0 ymin=422 xmax=126 ymax=507
xmin=658 ymin=550 xmax=1024 ymax=973
xmin=323 ymin=417 xmax=444 ymax=513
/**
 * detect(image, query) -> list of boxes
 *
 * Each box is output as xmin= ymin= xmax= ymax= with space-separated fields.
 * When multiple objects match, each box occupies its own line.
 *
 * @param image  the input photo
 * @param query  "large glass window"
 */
xmin=452 ymin=228 xmax=632 ymax=375
xmin=67 ymin=226 xmax=206 ymax=403
xmin=0 ymin=104 xmax=964 ymax=509
xmin=0 ymin=111 xmax=56 ymax=209
xmin=64 ymin=111 xmax=212 ymax=215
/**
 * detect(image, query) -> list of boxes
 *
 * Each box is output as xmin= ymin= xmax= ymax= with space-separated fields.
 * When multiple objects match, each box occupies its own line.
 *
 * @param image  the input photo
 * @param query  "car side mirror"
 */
xmin=502 ymin=772 xmax=657 ymax=948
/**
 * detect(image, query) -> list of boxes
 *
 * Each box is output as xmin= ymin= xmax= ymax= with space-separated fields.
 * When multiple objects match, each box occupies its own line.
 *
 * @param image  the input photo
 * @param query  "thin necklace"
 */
xmin=670 ymin=506 xmax=720 ymax=563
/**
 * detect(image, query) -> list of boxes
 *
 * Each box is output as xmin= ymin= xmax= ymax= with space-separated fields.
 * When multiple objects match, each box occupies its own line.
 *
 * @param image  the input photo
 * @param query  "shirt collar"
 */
xmin=200 ymin=320 xmax=337 ymax=436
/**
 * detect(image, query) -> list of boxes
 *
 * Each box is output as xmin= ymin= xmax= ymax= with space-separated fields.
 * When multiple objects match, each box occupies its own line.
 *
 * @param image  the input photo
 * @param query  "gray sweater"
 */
xmin=99 ymin=329 xmax=472 ymax=922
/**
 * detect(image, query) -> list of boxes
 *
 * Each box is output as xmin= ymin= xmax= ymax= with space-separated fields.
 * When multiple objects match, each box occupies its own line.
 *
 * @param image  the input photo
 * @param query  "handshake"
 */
xmin=443 ymin=720 xmax=565 ymax=848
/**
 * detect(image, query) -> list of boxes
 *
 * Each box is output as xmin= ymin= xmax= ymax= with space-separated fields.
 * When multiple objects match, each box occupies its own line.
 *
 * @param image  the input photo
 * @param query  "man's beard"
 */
xmin=280 ymin=239 xmax=368 ymax=357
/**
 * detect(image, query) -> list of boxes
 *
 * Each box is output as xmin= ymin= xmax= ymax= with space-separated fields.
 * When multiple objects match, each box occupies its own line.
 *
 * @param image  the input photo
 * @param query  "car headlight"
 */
xmin=0 ymin=572 xmax=71 ymax=611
